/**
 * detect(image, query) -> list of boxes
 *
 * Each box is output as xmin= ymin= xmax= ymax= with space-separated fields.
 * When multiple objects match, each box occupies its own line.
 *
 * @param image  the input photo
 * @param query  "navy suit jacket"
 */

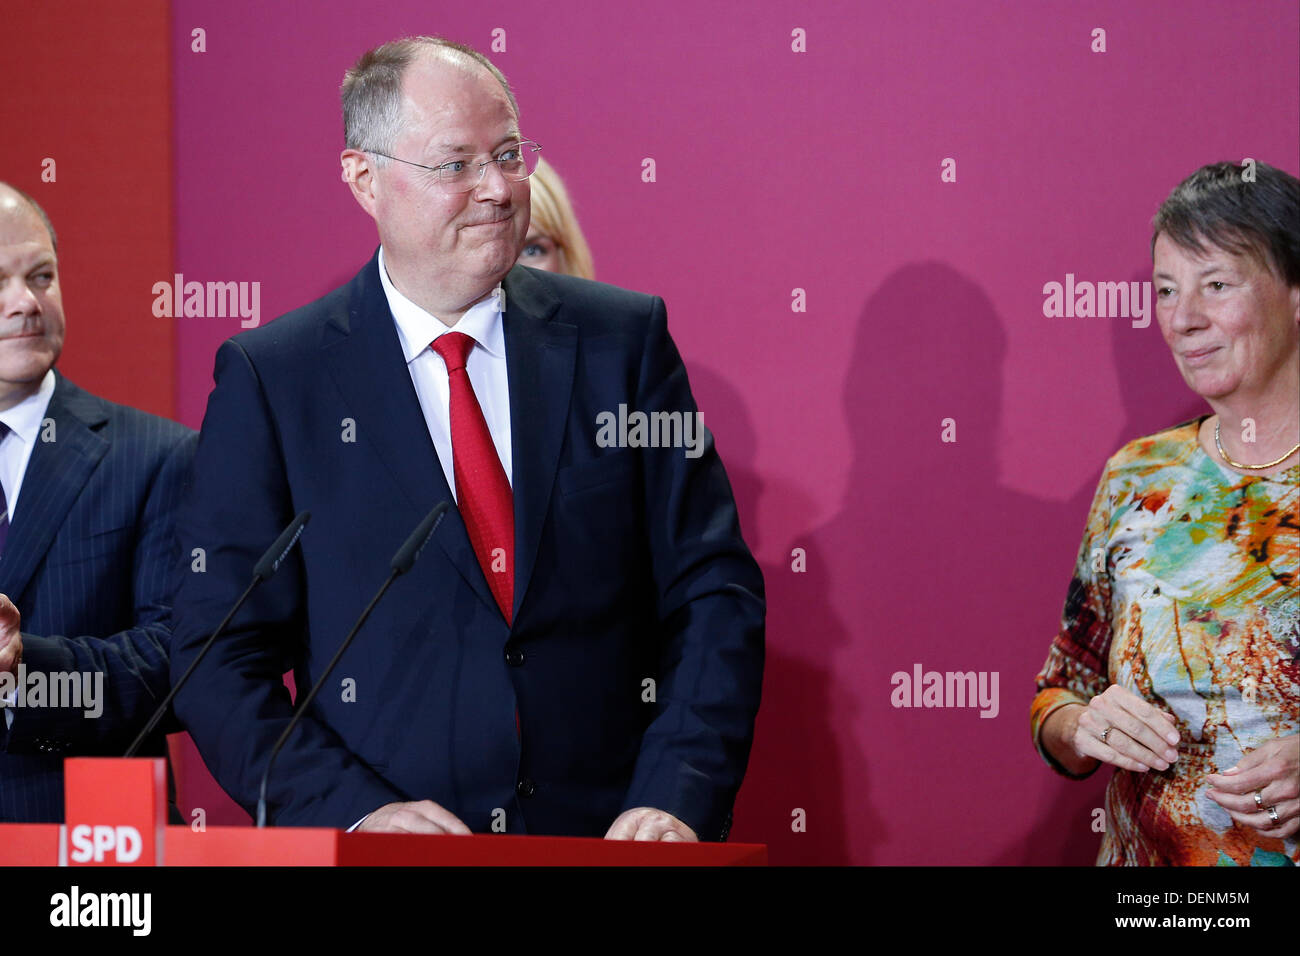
xmin=170 ymin=256 xmax=764 ymax=839
xmin=0 ymin=373 xmax=196 ymax=822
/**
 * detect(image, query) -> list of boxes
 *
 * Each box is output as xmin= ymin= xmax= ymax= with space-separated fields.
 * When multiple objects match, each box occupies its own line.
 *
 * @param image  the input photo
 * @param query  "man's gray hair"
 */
xmin=341 ymin=36 xmax=519 ymax=168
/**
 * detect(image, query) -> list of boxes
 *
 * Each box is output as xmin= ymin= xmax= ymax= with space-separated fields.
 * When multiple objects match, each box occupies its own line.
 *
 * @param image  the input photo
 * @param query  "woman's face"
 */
xmin=517 ymin=231 xmax=561 ymax=272
xmin=1153 ymin=232 xmax=1300 ymax=402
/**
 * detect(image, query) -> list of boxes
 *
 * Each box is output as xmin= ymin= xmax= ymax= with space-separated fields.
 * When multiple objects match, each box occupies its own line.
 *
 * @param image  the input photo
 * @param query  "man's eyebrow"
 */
xmin=4 ymin=253 xmax=57 ymax=273
xmin=0 ymin=254 xmax=55 ymax=280
xmin=435 ymin=134 xmax=522 ymax=154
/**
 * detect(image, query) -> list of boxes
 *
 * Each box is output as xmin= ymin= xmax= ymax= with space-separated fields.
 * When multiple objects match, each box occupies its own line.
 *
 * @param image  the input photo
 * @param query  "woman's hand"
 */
xmin=1070 ymin=684 xmax=1181 ymax=772
xmin=1205 ymin=735 xmax=1300 ymax=841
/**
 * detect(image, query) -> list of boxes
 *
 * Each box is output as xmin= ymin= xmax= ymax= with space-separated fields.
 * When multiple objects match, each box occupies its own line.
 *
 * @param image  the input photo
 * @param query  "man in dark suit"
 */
xmin=0 ymin=183 xmax=196 ymax=822
xmin=171 ymin=37 xmax=764 ymax=841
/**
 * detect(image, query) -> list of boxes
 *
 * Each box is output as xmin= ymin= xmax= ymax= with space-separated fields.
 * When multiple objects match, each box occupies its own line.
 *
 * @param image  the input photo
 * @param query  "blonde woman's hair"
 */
xmin=528 ymin=158 xmax=595 ymax=279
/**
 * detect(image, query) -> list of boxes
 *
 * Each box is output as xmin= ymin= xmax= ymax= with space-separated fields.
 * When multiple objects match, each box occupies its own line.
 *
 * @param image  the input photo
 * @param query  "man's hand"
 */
xmin=605 ymin=807 xmax=698 ymax=842
xmin=355 ymin=800 xmax=473 ymax=835
xmin=0 ymin=594 xmax=21 ymax=678
xmin=1205 ymin=735 xmax=1300 ymax=841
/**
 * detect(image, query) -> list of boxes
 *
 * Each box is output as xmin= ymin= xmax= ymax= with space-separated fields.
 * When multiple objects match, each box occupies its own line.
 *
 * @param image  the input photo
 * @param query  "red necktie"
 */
xmin=432 ymin=331 xmax=514 ymax=625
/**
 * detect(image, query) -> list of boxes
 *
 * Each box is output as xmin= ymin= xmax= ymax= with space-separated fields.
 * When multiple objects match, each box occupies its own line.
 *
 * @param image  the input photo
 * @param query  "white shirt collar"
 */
xmin=0 ymin=369 xmax=56 ymax=444
xmin=377 ymin=246 xmax=506 ymax=365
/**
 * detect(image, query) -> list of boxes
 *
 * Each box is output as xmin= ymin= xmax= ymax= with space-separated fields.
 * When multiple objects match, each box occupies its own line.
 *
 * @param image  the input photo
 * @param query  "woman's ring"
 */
xmin=1267 ymin=806 xmax=1279 ymax=823
xmin=1100 ymin=728 xmax=1110 ymax=743
xmin=1254 ymin=791 xmax=1264 ymax=808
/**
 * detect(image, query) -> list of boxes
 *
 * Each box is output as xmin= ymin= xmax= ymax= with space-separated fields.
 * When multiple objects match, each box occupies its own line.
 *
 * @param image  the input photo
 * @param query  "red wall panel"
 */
xmin=1 ymin=0 xmax=175 ymax=416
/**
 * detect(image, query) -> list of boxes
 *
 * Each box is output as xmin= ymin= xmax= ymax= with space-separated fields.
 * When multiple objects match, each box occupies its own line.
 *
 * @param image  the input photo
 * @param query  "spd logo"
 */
xmin=69 ymin=825 xmax=143 ymax=863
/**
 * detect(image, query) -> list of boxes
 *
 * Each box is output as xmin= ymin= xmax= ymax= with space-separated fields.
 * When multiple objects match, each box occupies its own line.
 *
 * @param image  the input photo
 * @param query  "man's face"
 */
xmin=0 ymin=198 xmax=64 ymax=397
xmin=372 ymin=55 xmax=530 ymax=296
xmin=1153 ymin=232 xmax=1300 ymax=402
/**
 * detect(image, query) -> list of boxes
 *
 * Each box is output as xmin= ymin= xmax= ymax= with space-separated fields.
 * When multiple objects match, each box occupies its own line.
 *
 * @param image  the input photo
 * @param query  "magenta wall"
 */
xmin=170 ymin=0 xmax=1300 ymax=863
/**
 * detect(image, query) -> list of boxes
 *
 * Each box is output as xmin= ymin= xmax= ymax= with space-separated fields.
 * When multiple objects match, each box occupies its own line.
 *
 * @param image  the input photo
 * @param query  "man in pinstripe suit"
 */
xmin=0 ymin=183 xmax=196 ymax=822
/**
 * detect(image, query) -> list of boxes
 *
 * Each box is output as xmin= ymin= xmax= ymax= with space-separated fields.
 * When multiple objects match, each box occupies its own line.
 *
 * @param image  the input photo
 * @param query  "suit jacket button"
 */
xmin=516 ymin=777 xmax=536 ymax=798
xmin=504 ymin=646 xmax=524 ymax=667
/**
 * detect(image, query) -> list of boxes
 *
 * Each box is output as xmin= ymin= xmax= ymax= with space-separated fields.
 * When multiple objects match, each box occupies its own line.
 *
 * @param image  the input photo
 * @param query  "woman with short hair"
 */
xmin=1031 ymin=160 xmax=1299 ymax=866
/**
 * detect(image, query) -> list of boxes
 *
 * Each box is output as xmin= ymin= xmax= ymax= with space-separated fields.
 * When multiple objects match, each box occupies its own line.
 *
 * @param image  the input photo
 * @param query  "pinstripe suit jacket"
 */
xmin=0 ymin=372 xmax=195 ymax=822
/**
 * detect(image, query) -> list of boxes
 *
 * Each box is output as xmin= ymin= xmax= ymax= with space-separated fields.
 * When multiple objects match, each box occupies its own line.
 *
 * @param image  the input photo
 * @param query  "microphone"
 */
xmin=124 ymin=511 xmax=311 ymax=758
xmin=255 ymin=501 xmax=449 ymax=828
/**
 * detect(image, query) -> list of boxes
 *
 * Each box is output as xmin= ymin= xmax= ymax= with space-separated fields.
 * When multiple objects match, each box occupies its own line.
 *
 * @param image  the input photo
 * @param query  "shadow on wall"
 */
xmin=688 ymin=365 xmax=848 ymax=863
xmin=704 ymin=261 xmax=1203 ymax=864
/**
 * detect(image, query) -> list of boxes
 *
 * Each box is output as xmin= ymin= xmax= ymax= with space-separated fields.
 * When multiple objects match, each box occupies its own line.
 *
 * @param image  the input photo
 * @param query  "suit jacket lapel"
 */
xmin=0 ymin=373 xmax=110 ymax=601
xmin=502 ymin=266 xmax=576 ymax=623
xmin=320 ymin=252 xmax=498 ymax=617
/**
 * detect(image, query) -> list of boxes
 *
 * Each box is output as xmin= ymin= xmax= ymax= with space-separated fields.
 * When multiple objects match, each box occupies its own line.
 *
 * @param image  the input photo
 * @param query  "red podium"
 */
xmin=0 ymin=759 xmax=766 ymax=866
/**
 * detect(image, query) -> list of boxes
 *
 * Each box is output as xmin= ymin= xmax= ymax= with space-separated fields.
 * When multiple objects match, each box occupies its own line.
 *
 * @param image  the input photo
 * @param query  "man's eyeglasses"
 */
xmin=366 ymin=141 xmax=542 ymax=193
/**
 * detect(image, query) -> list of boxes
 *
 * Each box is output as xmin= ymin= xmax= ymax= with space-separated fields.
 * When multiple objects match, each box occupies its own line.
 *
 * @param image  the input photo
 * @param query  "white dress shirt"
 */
xmin=344 ymin=252 xmax=512 ymax=830
xmin=0 ymin=369 xmax=57 ymax=522
xmin=1 ymin=369 xmax=57 ymax=723
xmin=377 ymin=246 xmax=512 ymax=500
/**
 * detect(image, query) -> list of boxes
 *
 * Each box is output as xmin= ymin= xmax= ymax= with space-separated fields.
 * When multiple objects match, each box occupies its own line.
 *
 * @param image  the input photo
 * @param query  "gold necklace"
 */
xmin=1214 ymin=420 xmax=1300 ymax=470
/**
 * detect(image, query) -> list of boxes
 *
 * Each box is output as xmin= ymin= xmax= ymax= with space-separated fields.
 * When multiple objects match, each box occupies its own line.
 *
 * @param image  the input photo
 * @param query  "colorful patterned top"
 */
xmin=1031 ymin=416 xmax=1299 ymax=866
